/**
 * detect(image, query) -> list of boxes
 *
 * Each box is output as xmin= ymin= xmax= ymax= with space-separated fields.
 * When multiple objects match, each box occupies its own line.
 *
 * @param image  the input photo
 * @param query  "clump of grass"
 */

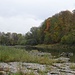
xmin=25 ymin=71 xmax=35 ymax=75
xmin=0 ymin=46 xmax=27 ymax=62
xmin=70 ymin=64 xmax=75 ymax=70
xmin=37 ymin=56 xmax=57 ymax=65
xmin=13 ymin=73 xmax=23 ymax=75
xmin=0 ymin=46 xmax=37 ymax=62
xmin=46 ymin=65 xmax=52 ymax=71
xmin=9 ymin=71 xmax=35 ymax=75
xmin=37 ymin=70 xmax=47 ymax=75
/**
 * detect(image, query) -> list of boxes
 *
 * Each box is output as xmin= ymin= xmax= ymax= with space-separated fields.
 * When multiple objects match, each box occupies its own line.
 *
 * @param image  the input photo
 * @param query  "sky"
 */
xmin=0 ymin=0 xmax=75 ymax=34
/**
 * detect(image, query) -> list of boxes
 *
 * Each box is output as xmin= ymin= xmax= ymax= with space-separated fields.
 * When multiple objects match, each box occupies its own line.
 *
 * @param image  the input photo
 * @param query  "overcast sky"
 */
xmin=0 ymin=0 xmax=75 ymax=34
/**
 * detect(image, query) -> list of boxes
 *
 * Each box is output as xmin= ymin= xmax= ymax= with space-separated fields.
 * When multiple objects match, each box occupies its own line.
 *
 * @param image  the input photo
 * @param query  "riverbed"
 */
xmin=0 ymin=60 xmax=75 ymax=75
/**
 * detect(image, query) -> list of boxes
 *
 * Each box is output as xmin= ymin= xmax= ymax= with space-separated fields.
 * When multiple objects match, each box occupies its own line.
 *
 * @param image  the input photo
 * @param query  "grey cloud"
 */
xmin=0 ymin=0 xmax=75 ymax=18
xmin=0 ymin=0 xmax=75 ymax=33
xmin=0 ymin=16 xmax=43 ymax=34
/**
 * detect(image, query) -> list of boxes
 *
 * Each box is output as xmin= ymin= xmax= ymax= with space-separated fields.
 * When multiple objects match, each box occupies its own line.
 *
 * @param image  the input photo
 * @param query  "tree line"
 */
xmin=25 ymin=10 xmax=75 ymax=45
xmin=0 ymin=32 xmax=26 ymax=45
xmin=0 ymin=10 xmax=75 ymax=46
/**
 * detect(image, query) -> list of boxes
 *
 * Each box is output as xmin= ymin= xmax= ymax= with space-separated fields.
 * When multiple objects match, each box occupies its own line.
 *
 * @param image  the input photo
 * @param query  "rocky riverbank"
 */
xmin=0 ymin=58 xmax=75 ymax=75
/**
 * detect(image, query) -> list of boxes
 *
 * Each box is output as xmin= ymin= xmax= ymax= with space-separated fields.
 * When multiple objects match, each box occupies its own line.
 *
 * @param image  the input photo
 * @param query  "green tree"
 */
xmin=11 ymin=33 xmax=18 ymax=45
xmin=61 ymin=30 xmax=75 ymax=45
xmin=44 ymin=32 xmax=52 ymax=44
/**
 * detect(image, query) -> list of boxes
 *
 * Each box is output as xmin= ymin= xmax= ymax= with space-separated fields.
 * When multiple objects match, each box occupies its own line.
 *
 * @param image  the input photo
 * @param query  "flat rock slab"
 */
xmin=0 ymin=62 xmax=75 ymax=75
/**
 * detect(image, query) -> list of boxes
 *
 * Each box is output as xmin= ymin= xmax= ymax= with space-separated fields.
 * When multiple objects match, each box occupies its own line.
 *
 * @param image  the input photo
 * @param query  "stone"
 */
xmin=47 ymin=72 xmax=51 ymax=75
xmin=56 ymin=57 xmax=70 ymax=63
xmin=0 ymin=57 xmax=75 ymax=75
xmin=60 ymin=52 xmax=73 ymax=57
xmin=0 ymin=71 xmax=6 ymax=75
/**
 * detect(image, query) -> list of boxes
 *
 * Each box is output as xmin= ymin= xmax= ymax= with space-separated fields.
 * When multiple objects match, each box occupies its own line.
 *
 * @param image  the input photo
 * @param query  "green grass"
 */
xmin=0 ymin=46 xmax=59 ymax=65
xmin=11 ymin=71 xmax=35 ymax=75
xmin=0 ymin=46 xmax=37 ymax=62
xmin=70 ymin=64 xmax=75 ymax=70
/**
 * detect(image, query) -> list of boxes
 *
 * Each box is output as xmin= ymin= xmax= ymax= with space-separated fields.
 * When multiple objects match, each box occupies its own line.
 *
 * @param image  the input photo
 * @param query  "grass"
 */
xmin=11 ymin=71 xmax=35 ymax=75
xmin=70 ymin=64 xmax=75 ymax=70
xmin=37 ymin=70 xmax=47 ymax=75
xmin=0 ymin=45 xmax=59 ymax=65
xmin=0 ymin=46 xmax=37 ymax=62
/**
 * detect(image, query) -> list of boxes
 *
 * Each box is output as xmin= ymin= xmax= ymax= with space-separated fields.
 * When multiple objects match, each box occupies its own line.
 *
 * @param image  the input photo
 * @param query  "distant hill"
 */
xmin=25 ymin=10 xmax=75 ymax=45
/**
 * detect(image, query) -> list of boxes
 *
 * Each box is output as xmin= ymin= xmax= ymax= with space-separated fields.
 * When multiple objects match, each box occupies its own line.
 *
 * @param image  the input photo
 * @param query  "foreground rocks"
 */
xmin=0 ymin=61 xmax=75 ymax=75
